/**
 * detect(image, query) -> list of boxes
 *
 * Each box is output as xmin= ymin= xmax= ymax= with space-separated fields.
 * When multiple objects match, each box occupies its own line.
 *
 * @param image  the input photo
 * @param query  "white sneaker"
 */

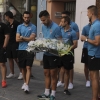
xmin=24 ymin=85 xmax=29 ymax=93
xmin=6 ymin=73 xmax=15 ymax=78
xmin=21 ymin=83 xmax=26 ymax=90
xmin=57 ymin=81 xmax=64 ymax=87
xmin=86 ymin=81 xmax=90 ymax=87
xmin=68 ymin=83 xmax=73 ymax=89
xmin=18 ymin=73 xmax=23 ymax=80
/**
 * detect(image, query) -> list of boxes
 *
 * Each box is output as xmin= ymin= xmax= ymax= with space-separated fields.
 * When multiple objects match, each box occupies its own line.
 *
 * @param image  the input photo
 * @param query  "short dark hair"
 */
xmin=62 ymin=11 xmax=71 ymax=16
xmin=39 ymin=10 xmax=49 ymax=18
xmin=4 ymin=11 xmax=13 ymax=18
xmin=87 ymin=5 xmax=98 ymax=16
xmin=62 ymin=16 xmax=70 ymax=25
xmin=23 ymin=11 xmax=30 ymax=16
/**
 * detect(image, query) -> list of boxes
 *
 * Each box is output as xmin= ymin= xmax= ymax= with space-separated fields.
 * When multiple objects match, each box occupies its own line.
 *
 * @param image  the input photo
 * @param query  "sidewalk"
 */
xmin=0 ymin=63 xmax=92 ymax=100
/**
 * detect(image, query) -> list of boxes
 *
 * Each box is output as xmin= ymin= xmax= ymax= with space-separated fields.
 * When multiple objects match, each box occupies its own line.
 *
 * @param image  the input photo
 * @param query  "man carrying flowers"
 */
xmin=37 ymin=10 xmax=62 ymax=100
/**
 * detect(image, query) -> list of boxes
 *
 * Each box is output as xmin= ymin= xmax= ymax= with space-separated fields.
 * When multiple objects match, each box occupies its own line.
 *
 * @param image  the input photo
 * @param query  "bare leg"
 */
xmin=0 ymin=63 xmax=7 ymax=81
xmin=84 ymin=64 xmax=89 ymax=81
xmin=69 ymin=69 xmax=74 ymax=84
xmin=60 ymin=67 xmax=65 ymax=83
xmin=22 ymin=68 xmax=26 ymax=83
xmin=90 ymin=70 xmax=99 ymax=100
xmin=44 ymin=69 xmax=51 ymax=89
xmin=64 ymin=70 xmax=70 ymax=90
xmin=26 ymin=66 xmax=31 ymax=85
xmin=8 ymin=58 xmax=14 ymax=74
xmin=50 ymin=68 xmax=58 ymax=90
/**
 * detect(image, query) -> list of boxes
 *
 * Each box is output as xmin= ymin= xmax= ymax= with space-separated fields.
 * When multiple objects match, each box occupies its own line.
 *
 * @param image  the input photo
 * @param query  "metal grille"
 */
xmin=65 ymin=1 xmax=76 ymax=21
xmin=96 ymin=0 xmax=100 ymax=19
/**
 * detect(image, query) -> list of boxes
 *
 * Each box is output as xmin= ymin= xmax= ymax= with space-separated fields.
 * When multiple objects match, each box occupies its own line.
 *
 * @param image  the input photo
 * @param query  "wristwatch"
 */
xmin=85 ymin=38 xmax=88 ymax=42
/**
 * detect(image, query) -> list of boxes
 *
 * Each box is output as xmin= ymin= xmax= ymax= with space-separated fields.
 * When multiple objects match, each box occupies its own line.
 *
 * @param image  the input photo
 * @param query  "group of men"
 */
xmin=0 ymin=4 xmax=99 ymax=100
xmin=0 ymin=11 xmax=36 ymax=93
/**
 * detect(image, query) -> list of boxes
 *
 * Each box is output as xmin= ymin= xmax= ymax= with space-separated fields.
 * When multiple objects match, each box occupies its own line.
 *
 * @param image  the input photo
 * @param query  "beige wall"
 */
xmin=47 ymin=1 xmax=64 ymax=24
xmin=75 ymin=0 xmax=96 ymax=73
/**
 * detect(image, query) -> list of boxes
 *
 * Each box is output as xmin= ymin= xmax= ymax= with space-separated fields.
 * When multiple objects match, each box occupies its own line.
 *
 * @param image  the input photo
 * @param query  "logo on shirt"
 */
xmin=50 ymin=29 xmax=52 ymax=34
xmin=11 ymin=25 xmax=13 ymax=28
xmin=68 ymin=32 xmax=71 ymax=35
xmin=28 ymin=27 xmax=31 ymax=30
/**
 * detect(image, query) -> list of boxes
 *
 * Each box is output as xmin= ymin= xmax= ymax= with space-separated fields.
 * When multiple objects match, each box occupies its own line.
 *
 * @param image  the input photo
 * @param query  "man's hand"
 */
xmin=20 ymin=36 xmax=23 ymax=39
xmin=81 ymin=35 xmax=87 ymax=41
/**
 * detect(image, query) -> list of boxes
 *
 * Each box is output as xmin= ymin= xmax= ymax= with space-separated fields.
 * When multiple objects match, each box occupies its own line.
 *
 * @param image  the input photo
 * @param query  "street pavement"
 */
xmin=0 ymin=62 xmax=92 ymax=100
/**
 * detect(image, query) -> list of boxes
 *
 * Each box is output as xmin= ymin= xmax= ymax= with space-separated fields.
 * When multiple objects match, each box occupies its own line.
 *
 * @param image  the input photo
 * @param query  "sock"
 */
xmin=51 ymin=90 xmax=56 ymax=97
xmin=44 ymin=89 xmax=50 ymax=96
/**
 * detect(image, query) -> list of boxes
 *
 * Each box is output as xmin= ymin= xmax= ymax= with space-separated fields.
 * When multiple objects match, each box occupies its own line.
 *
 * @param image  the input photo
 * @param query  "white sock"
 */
xmin=51 ymin=90 xmax=56 ymax=97
xmin=44 ymin=89 xmax=50 ymax=96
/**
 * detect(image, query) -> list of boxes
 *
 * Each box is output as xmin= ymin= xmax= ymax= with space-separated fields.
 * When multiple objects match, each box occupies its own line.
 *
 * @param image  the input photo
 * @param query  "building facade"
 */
xmin=0 ymin=0 xmax=99 ymax=72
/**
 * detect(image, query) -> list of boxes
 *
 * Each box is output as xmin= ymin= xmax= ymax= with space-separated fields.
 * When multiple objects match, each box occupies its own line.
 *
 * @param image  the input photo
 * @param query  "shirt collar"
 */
xmin=22 ymin=22 xmax=31 ymax=26
xmin=62 ymin=27 xmax=72 ymax=32
xmin=92 ymin=19 xmax=98 ymax=25
xmin=44 ymin=21 xmax=53 ymax=28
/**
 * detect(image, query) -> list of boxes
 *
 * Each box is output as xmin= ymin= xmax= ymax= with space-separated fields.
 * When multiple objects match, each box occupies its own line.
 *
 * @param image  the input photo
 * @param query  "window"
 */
xmin=65 ymin=1 xmax=76 ymax=21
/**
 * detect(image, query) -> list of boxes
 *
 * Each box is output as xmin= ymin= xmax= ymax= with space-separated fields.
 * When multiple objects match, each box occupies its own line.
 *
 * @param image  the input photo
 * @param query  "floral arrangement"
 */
xmin=26 ymin=38 xmax=73 ymax=56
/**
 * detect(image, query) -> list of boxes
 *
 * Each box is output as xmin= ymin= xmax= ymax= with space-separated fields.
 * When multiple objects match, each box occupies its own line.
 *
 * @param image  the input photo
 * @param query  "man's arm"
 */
xmin=16 ymin=33 xmax=24 ymax=42
xmin=81 ymin=35 xmax=100 ymax=46
xmin=22 ymin=33 xmax=36 ymax=42
xmin=3 ymin=34 xmax=9 ymax=48
xmin=71 ymin=40 xmax=78 ymax=50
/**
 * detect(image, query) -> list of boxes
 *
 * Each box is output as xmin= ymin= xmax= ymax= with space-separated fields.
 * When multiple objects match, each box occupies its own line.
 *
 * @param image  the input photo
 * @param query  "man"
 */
xmin=57 ymin=11 xmax=79 ymax=89
xmin=60 ymin=16 xmax=77 ymax=95
xmin=16 ymin=11 xmax=36 ymax=92
xmin=81 ymin=5 xmax=100 ymax=100
xmin=4 ymin=11 xmax=23 ymax=80
xmin=81 ymin=19 xmax=91 ymax=87
xmin=0 ymin=14 xmax=9 ymax=88
xmin=37 ymin=10 xmax=61 ymax=100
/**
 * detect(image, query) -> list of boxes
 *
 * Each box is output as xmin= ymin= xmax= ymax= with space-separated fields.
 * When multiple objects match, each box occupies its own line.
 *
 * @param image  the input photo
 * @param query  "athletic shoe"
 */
xmin=6 ymin=73 xmax=15 ymax=78
xmin=50 ymin=95 xmax=55 ymax=100
xmin=68 ymin=83 xmax=73 ymax=89
xmin=57 ymin=81 xmax=64 ymax=87
xmin=64 ymin=89 xmax=71 ymax=95
xmin=18 ymin=73 xmax=23 ymax=80
xmin=86 ymin=81 xmax=90 ymax=87
xmin=21 ymin=83 xmax=26 ymax=90
xmin=24 ymin=84 xmax=29 ymax=93
xmin=37 ymin=94 xmax=50 ymax=99
xmin=2 ymin=81 xmax=7 ymax=88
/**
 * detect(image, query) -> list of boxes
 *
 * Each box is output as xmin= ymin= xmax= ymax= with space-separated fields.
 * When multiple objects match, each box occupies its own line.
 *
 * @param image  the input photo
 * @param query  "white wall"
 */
xmin=74 ymin=0 xmax=96 ymax=73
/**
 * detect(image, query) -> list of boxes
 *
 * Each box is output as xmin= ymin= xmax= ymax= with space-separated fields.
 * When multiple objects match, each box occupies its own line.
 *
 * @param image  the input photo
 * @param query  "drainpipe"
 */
xmin=26 ymin=0 xmax=31 ymax=12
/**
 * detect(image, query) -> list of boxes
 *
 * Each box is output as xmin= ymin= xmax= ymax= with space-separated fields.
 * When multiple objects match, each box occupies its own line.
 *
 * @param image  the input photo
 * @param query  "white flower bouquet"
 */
xmin=27 ymin=38 xmax=73 ymax=56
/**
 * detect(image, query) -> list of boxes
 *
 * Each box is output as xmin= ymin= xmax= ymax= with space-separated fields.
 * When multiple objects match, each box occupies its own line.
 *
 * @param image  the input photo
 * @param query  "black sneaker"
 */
xmin=37 ymin=94 xmax=50 ymax=99
xmin=64 ymin=89 xmax=71 ymax=95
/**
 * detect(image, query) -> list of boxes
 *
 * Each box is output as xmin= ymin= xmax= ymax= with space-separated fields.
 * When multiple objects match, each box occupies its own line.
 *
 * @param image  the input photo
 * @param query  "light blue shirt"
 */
xmin=61 ymin=28 xmax=77 ymax=45
xmin=17 ymin=23 xmax=37 ymax=50
xmin=70 ymin=21 xmax=79 ymax=33
xmin=60 ymin=21 xmax=79 ymax=40
xmin=88 ymin=19 xmax=100 ymax=58
xmin=42 ymin=22 xmax=61 ymax=39
xmin=82 ymin=24 xmax=91 ymax=48
xmin=42 ymin=22 xmax=62 ymax=56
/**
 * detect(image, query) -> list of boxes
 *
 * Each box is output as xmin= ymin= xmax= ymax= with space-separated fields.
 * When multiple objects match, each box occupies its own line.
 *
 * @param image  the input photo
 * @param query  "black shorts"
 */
xmin=58 ymin=55 xmax=74 ymax=70
xmin=81 ymin=48 xmax=88 ymax=64
xmin=17 ymin=50 xmax=34 ymax=68
xmin=88 ymin=56 xmax=100 ymax=71
xmin=43 ymin=54 xmax=59 ymax=69
xmin=6 ymin=43 xmax=18 ymax=58
xmin=0 ymin=48 xmax=7 ymax=63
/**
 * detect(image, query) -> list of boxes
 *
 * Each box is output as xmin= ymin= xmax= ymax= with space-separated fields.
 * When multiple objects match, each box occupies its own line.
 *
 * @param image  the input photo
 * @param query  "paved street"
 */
xmin=0 ymin=62 xmax=92 ymax=100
